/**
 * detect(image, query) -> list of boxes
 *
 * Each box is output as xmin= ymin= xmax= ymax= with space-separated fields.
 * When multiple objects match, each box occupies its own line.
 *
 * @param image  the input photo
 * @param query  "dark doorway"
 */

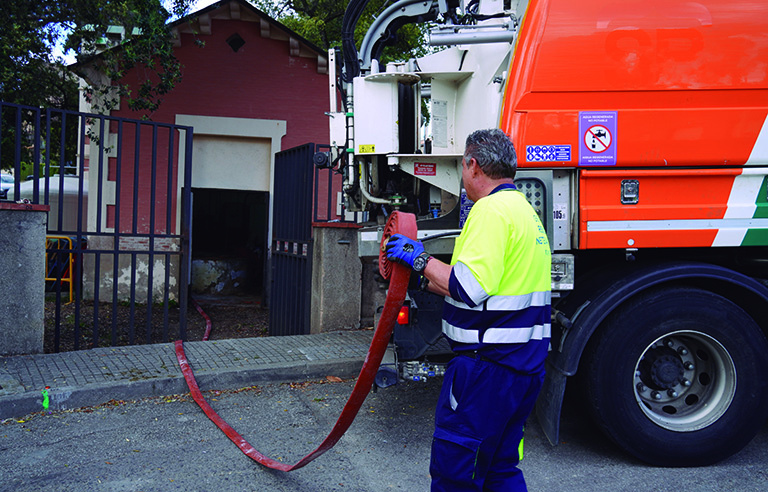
xmin=191 ymin=188 xmax=269 ymax=299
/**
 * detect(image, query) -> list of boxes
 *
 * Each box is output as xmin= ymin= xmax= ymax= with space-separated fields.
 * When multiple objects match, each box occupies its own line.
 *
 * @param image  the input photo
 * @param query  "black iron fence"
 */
xmin=0 ymin=102 xmax=193 ymax=352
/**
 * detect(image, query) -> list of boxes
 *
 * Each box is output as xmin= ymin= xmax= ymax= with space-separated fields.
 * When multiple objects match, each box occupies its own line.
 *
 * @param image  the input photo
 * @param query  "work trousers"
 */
xmin=430 ymin=354 xmax=544 ymax=492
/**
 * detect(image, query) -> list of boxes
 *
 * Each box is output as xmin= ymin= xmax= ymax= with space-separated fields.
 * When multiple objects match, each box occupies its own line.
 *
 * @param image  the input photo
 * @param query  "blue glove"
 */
xmin=385 ymin=234 xmax=425 ymax=269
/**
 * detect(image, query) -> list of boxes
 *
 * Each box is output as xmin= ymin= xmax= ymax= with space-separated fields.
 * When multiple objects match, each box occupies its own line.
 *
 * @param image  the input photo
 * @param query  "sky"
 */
xmin=190 ymin=0 xmax=219 ymax=10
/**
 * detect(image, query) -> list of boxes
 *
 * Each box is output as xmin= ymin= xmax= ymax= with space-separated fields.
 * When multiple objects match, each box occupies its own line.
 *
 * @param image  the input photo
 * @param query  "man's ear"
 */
xmin=466 ymin=157 xmax=480 ymax=177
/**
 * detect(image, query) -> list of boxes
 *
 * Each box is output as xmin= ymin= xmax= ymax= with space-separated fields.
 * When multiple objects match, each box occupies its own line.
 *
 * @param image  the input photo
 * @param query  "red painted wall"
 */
xmin=144 ymin=18 xmax=329 ymax=147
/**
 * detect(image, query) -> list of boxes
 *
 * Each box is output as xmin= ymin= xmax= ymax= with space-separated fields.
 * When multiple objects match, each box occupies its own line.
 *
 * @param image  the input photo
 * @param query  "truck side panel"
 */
xmin=579 ymin=169 xmax=768 ymax=249
xmin=578 ymin=168 xmax=768 ymax=249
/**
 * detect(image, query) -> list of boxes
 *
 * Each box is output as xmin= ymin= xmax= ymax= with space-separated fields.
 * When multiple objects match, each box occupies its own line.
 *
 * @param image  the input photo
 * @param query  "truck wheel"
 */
xmin=582 ymin=286 xmax=768 ymax=466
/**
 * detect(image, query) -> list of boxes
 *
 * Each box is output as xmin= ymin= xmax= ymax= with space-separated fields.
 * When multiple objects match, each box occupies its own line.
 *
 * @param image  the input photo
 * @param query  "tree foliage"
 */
xmin=254 ymin=0 xmax=431 ymax=64
xmin=0 ymin=0 xmax=195 ymax=171
xmin=0 ymin=0 xmax=194 ymax=115
xmin=1 ymin=2 xmax=79 ymax=109
xmin=70 ymin=0 xmax=197 ymax=116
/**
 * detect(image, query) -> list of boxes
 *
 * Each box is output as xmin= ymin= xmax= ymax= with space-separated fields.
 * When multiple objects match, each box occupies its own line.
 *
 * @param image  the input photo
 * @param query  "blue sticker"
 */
xmin=526 ymin=145 xmax=571 ymax=162
xmin=579 ymin=111 xmax=617 ymax=166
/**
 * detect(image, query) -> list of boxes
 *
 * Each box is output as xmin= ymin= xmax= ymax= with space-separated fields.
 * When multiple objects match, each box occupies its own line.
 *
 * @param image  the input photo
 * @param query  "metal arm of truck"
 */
xmin=330 ymin=0 xmax=520 ymax=214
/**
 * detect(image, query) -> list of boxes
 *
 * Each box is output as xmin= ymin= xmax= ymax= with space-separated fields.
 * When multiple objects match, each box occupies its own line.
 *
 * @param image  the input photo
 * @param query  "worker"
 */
xmin=386 ymin=128 xmax=552 ymax=491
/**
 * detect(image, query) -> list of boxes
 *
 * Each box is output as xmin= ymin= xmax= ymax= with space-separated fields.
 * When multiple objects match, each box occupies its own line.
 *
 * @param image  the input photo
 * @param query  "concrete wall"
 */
xmin=0 ymin=204 xmax=48 ymax=355
xmin=311 ymin=226 xmax=362 ymax=334
xmin=361 ymin=260 xmax=388 ymax=329
xmin=83 ymin=236 xmax=181 ymax=303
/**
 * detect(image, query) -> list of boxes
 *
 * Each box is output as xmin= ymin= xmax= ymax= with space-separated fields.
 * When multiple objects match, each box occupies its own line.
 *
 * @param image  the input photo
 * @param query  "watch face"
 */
xmin=413 ymin=255 xmax=426 ymax=272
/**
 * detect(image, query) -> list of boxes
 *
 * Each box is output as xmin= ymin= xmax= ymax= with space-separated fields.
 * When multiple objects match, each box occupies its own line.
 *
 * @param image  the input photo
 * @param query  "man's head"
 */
xmin=463 ymin=129 xmax=517 ymax=180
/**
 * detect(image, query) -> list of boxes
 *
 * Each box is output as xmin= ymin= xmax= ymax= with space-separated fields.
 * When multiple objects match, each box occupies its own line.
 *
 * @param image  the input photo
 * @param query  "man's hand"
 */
xmin=385 ymin=234 xmax=425 ymax=269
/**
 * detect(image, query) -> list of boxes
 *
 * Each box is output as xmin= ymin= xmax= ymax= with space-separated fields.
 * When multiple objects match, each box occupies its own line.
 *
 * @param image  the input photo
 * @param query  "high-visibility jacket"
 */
xmin=443 ymin=183 xmax=552 ymax=374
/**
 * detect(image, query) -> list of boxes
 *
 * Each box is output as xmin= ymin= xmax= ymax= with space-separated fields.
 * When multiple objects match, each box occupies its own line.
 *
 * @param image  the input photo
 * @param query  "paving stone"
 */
xmin=0 ymin=331 xmax=374 ymax=420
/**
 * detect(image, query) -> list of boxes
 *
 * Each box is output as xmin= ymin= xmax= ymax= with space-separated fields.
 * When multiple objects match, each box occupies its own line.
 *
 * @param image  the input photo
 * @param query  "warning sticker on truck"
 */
xmin=579 ymin=111 xmax=617 ymax=166
xmin=358 ymin=144 xmax=375 ymax=154
xmin=414 ymin=162 xmax=437 ymax=176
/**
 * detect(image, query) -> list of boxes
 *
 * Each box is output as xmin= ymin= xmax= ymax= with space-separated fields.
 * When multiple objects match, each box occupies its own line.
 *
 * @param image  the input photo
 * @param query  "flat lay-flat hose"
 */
xmin=175 ymin=211 xmax=417 ymax=471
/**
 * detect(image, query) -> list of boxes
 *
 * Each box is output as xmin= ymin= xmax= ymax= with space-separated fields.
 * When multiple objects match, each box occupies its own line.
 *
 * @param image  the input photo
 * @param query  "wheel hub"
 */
xmin=640 ymin=347 xmax=685 ymax=390
xmin=633 ymin=331 xmax=736 ymax=432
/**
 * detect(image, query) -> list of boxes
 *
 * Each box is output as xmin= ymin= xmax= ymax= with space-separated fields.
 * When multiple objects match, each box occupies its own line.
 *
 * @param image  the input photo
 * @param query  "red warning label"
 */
xmin=414 ymin=162 xmax=437 ymax=176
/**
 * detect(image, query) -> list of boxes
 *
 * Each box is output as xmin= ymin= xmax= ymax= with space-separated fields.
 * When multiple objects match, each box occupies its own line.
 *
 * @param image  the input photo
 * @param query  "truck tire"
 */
xmin=581 ymin=286 xmax=768 ymax=466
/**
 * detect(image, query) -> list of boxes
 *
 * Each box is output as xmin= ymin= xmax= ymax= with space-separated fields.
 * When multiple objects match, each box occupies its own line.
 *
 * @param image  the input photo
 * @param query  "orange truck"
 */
xmin=317 ymin=0 xmax=768 ymax=465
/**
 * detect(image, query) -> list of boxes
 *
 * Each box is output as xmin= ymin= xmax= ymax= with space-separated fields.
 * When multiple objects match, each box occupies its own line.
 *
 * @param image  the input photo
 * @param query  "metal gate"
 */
xmin=0 ymin=102 xmax=193 ymax=352
xmin=269 ymin=143 xmax=316 ymax=336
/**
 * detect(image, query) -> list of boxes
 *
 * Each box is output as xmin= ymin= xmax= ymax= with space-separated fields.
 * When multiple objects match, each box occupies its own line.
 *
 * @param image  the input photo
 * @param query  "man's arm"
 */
xmin=423 ymin=257 xmax=452 ymax=297
xmin=385 ymin=233 xmax=452 ymax=297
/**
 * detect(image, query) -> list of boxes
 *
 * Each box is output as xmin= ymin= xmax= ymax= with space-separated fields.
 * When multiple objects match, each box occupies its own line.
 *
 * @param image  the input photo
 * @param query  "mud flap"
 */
xmin=535 ymin=363 xmax=567 ymax=446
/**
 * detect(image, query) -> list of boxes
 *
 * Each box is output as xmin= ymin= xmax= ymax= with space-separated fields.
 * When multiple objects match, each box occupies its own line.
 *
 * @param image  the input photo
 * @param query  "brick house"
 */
xmin=77 ymin=0 xmax=331 ymax=303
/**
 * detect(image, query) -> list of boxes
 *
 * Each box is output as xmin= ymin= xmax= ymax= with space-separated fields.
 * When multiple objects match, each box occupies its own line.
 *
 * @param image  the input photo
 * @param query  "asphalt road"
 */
xmin=2 ymin=376 xmax=767 ymax=492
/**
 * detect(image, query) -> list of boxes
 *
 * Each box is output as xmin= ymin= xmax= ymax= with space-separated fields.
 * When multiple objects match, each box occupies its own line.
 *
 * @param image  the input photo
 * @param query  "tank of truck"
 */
xmin=500 ymin=0 xmax=768 ymax=168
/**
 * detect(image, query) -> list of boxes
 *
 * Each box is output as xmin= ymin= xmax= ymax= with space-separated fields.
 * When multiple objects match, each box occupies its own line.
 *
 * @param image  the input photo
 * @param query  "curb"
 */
xmin=0 ymin=357 xmax=365 ymax=420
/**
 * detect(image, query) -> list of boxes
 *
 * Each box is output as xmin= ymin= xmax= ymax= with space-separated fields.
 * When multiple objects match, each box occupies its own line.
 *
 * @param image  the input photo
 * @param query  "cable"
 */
xmin=421 ymin=231 xmax=461 ymax=242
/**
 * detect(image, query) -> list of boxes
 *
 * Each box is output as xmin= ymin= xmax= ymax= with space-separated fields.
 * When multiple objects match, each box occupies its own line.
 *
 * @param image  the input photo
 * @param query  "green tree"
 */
xmin=1 ymin=3 xmax=78 ymax=109
xmin=0 ymin=0 xmax=194 ymax=113
xmin=68 ymin=0 xmax=197 ymax=116
xmin=254 ymin=0 xmax=430 ymax=63
xmin=0 ymin=0 xmax=195 ymax=171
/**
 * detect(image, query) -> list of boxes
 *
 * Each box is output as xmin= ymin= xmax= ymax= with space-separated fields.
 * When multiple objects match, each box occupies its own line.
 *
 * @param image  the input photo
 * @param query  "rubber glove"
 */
xmin=385 ymin=233 xmax=425 ymax=269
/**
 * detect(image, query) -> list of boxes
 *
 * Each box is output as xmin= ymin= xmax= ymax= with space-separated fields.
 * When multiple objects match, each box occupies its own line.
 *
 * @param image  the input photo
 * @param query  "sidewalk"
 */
xmin=0 ymin=330 xmax=374 ymax=420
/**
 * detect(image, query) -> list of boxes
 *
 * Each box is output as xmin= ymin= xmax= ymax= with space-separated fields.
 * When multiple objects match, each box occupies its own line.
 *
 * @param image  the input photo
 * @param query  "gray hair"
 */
xmin=464 ymin=129 xmax=517 ymax=179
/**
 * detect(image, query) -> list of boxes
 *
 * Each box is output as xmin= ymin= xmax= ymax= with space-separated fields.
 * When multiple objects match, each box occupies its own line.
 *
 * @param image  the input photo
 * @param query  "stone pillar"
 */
xmin=310 ymin=224 xmax=362 ymax=334
xmin=0 ymin=203 xmax=49 ymax=355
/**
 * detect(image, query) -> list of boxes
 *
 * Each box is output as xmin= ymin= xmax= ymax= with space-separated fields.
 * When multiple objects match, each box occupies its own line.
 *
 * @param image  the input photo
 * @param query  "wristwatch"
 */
xmin=412 ymin=252 xmax=432 ymax=273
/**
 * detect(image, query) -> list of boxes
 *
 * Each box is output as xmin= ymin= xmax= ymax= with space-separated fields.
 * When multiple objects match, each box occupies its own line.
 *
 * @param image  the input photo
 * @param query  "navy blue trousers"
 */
xmin=430 ymin=355 xmax=544 ymax=492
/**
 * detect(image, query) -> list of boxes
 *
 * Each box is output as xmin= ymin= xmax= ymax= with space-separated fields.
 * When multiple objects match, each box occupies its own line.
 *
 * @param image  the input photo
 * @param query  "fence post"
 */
xmin=0 ymin=203 xmax=49 ymax=355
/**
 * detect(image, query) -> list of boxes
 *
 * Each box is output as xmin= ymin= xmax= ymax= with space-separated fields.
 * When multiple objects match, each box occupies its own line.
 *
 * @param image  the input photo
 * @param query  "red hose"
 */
xmin=175 ymin=211 xmax=417 ymax=471
xmin=190 ymin=296 xmax=213 ymax=341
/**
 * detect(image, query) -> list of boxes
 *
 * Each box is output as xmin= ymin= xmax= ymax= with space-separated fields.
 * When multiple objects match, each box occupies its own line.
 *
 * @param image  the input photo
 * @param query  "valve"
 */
xmin=313 ymin=151 xmax=331 ymax=168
